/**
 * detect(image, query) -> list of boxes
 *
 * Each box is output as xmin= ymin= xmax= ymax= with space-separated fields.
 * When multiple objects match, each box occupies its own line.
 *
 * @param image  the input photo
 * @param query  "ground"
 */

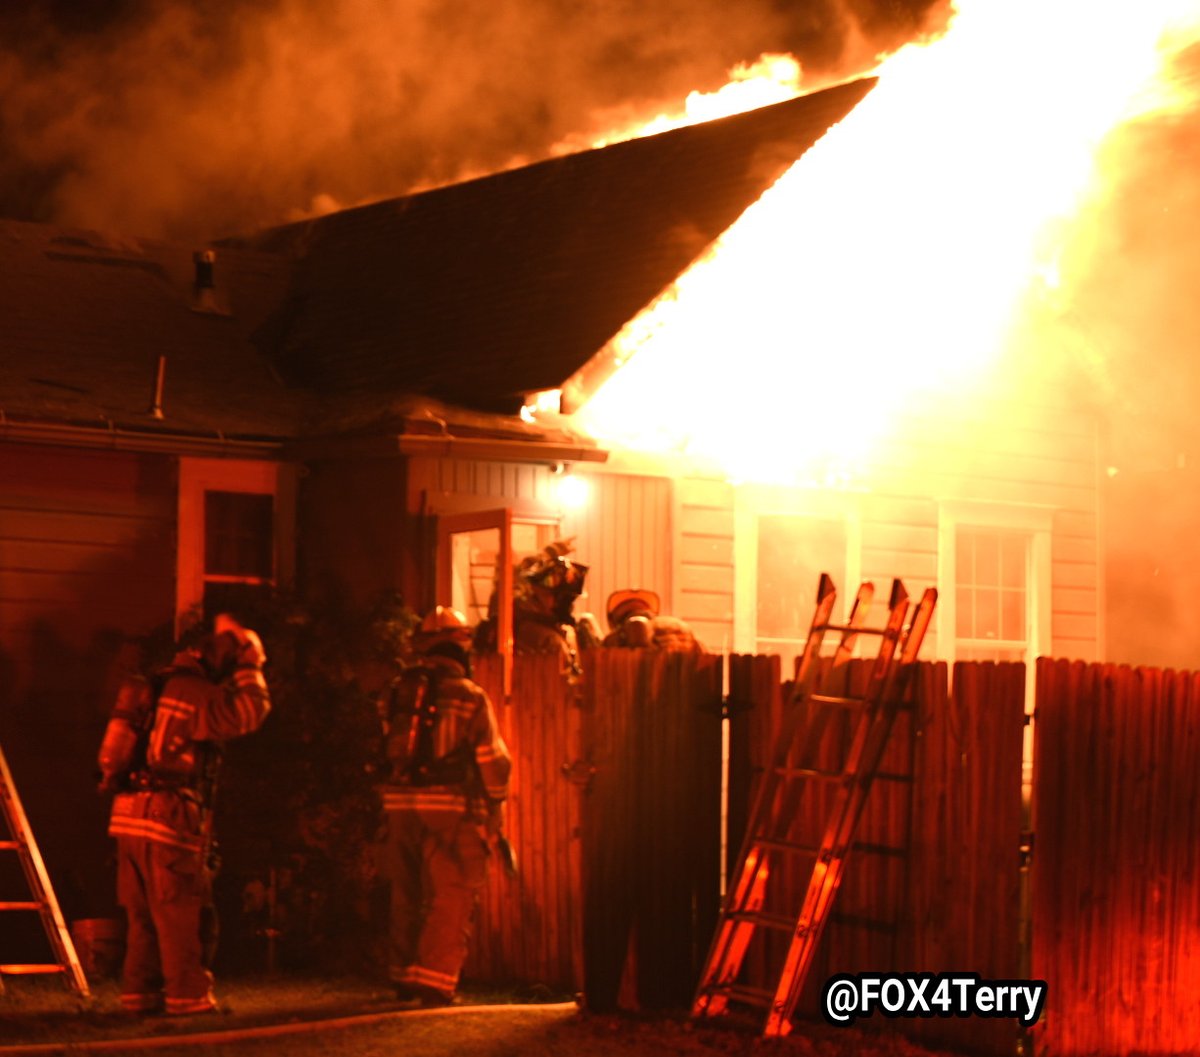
xmin=0 ymin=975 xmax=977 ymax=1057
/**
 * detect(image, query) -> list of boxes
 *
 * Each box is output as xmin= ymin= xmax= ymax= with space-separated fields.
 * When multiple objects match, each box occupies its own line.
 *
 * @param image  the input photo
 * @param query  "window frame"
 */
xmin=936 ymin=499 xmax=1053 ymax=670
xmin=733 ymin=484 xmax=862 ymax=656
xmin=176 ymin=457 xmax=296 ymax=633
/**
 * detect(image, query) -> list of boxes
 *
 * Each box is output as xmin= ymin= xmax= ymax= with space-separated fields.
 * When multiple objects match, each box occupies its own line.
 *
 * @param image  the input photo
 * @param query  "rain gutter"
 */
xmin=0 ymin=416 xmax=283 ymax=459
xmin=0 ymin=416 xmax=608 ymax=466
xmin=394 ymin=434 xmax=608 ymax=464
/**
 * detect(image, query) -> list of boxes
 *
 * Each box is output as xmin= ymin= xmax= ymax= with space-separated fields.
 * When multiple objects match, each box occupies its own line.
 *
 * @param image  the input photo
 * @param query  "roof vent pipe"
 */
xmin=192 ymin=249 xmax=218 ymax=313
xmin=194 ymin=249 xmax=215 ymax=289
xmin=149 ymin=355 xmax=166 ymax=419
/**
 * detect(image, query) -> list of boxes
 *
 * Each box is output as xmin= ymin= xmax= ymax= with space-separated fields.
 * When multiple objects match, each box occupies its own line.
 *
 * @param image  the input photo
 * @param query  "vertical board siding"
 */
xmin=560 ymin=472 xmax=673 ymax=639
xmin=1033 ymin=659 xmax=1200 ymax=1057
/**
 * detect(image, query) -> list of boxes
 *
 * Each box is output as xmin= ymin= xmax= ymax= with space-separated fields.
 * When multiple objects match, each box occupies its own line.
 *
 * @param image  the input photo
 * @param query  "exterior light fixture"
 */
xmin=555 ymin=470 xmax=589 ymax=511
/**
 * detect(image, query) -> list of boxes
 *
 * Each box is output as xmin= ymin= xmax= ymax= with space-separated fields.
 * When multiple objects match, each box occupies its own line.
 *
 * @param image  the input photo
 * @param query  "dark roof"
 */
xmin=0 ymin=77 xmax=877 ymax=446
xmin=0 ymin=220 xmax=304 ymax=441
xmin=225 ymin=76 xmax=877 ymax=415
xmin=0 ymin=220 xmax=596 ymax=449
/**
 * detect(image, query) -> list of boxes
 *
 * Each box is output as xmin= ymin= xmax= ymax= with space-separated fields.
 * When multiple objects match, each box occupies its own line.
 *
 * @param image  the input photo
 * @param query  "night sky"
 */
xmin=0 ymin=0 xmax=950 ymax=240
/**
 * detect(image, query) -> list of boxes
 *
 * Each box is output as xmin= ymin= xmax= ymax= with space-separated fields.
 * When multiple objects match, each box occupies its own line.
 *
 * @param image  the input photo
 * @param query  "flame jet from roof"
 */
xmin=568 ymin=0 xmax=1200 ymax=486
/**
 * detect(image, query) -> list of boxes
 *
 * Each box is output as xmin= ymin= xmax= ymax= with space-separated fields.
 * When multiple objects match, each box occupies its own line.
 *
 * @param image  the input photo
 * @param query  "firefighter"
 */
xmin=377 ymin=606 xmax=512 ymax=1007
xmin=475 ymin=539 xmax=593 ymax=676
xmin=602 ymin=589 xmax=703 ymax=652
xmin=97 ymin=614 xmax=271 ymax=1016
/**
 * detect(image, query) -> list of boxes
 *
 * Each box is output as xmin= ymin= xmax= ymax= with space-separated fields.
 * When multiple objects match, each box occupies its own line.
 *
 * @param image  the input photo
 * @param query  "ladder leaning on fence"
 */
xmin=693 ymin=573 xmax=936 ymax=1037
xmin=0 ymin=741 xmax=90 ymax=996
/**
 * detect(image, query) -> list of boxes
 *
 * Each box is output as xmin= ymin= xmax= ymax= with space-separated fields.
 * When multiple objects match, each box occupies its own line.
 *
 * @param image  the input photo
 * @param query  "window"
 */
xmin=176 ymin=458 xmax=295 ymax=632
xmin=201 ymin=490 xmax=275 ymax=619
xmin=755 ymin=514 xmax=848 ymax=659
xmin=938 ymin=501 xmax=1051 ymax=672
xmin=954 ymin=527 xmax=1030 ymax=662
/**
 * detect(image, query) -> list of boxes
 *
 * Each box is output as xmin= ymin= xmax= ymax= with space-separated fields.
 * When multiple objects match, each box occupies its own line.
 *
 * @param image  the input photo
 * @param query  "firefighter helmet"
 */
xmin=416 ymin=605 xmax=473 ymax=646
xmin=606 ymin=589 xmax=660 ymax=629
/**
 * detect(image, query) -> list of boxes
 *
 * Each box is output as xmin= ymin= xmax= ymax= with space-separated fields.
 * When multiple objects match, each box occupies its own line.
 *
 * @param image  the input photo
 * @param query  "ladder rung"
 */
xmin=853 ymin=841 xmax=908 ymax=858
xmin=0 ymin=964 xmax=67 ymax=975
xmin=814 ymin=623 xmax=887 ymax=636
xmin=726 ymin=910 xmax=797 ymax=933
xmin=0 ymin=741 xmax=91 ymax=1000
xmin=752 ymin=835 xmax=820 ymax=857
xmin=721 ymin=984 xmax=777 ymax=1009
xmin=809 ymin=693 xmax=867 ymax=709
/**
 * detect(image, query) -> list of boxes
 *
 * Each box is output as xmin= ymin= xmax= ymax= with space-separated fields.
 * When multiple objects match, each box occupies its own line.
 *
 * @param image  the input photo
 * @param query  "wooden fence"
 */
xmin=727 ymin=656 xmax=1025 ymax=1055
xmin=1032 ymin=659 xmax=1200 ymax=1057
xmin=462 ymin=651 xmax=1200 ymax=1057
xmin=466 ymin=649 xmax=722 ymax=1006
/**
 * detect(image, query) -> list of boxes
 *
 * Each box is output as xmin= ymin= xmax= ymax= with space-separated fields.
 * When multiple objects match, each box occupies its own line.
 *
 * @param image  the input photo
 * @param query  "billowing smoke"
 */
xmin=1040 ymin=36 xmax=1200 ymax=666
xmin=0 ymin=0 xmax=949 ymax=240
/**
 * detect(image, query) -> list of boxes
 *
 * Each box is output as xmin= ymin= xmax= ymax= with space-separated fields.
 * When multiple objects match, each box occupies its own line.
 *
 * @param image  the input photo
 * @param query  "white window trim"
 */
xmin=733 ymin=483 xmax=863 ymax=655
xmin=176 ymin=457 xmax=296 ymax=633
xmin=936 ymin=499 xmax=1053 ymax=669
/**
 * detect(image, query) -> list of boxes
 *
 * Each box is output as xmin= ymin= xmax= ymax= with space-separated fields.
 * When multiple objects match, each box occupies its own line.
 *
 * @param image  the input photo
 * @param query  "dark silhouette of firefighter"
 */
xmin=376 ymin=606 xmax=512 ymax=1006
xmin=602 ymin=589 xmax=703 ymax=652
xmin=475 ymin=539 xmax=596 ymax=676
xmin=97 ymin=614 xmax=271 ymax=1015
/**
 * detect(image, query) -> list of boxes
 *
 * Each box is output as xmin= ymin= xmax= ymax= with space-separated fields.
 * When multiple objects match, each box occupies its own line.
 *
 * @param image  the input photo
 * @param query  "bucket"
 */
xmin=70 ymin=918 xmax=125 ymax=980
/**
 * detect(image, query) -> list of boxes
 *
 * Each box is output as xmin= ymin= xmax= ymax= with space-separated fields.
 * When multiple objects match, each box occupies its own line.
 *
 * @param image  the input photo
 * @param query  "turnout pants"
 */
xmin=116 ymin=837 xmax=216 ymax=1014
xmin=382 ymin=806 xmax=489 ymax=998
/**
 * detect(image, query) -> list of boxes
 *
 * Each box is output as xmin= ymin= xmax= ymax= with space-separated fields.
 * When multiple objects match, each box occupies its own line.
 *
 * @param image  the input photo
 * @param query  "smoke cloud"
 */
xmin=0 ymin=0 xmax=948 ymax=240
xmin=1044 ymin=36 xmax=1200 ymax=665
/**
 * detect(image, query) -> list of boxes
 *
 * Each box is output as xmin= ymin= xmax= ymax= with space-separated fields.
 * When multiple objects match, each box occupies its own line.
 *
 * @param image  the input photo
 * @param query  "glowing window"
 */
xmin=756 ymin=515 xmax=846 ymax=659
xmin=954 ymin=526 xmax=1029 ymax=663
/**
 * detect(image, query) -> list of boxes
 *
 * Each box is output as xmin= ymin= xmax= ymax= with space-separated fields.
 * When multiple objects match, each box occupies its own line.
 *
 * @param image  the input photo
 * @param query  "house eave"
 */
xmin=285 ymin=430 xmax=609 ymax=464
xmin=395 ymin=434 xmax=609 ymax=464
xmin=0 ymin=415 xmax=285 ymax=459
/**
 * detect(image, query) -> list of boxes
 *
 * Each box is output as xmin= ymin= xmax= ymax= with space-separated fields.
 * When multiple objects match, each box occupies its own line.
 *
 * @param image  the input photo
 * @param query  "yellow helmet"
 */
xmin=416 ymin=605 xmax=472 ymax=645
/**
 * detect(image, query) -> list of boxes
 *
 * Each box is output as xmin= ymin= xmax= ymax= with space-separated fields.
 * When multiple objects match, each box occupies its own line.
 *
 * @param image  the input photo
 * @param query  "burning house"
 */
xmin=2 ymin=1 xmax=1200 ymax=1046
xmin=0 ymin=71 xmax=880 ymax=913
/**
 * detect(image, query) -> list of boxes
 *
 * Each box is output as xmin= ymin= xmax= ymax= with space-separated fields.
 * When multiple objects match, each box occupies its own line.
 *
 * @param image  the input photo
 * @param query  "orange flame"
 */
xmin=557 ymin=1 xmax=1200 ymax=485
xmin=553 ymin=54 xmax=804 ymax=155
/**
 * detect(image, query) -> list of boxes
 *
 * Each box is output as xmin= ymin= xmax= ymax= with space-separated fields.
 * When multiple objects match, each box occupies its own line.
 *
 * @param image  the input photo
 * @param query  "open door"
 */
xmin=436 ymin=510 xmax=562 ymax=698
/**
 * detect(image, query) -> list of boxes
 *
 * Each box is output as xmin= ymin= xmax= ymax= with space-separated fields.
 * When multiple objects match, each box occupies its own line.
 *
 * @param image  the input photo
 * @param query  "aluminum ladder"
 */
xmin=693 ymin=573 xmax=936 ymax=1036
xmin=0 ymin=741 xmax=90 ymax=996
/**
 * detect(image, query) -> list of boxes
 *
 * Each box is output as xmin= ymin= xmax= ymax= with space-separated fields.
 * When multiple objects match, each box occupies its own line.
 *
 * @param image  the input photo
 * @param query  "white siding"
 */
xmin=676 ymin=477 xmax=736 ymax=652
